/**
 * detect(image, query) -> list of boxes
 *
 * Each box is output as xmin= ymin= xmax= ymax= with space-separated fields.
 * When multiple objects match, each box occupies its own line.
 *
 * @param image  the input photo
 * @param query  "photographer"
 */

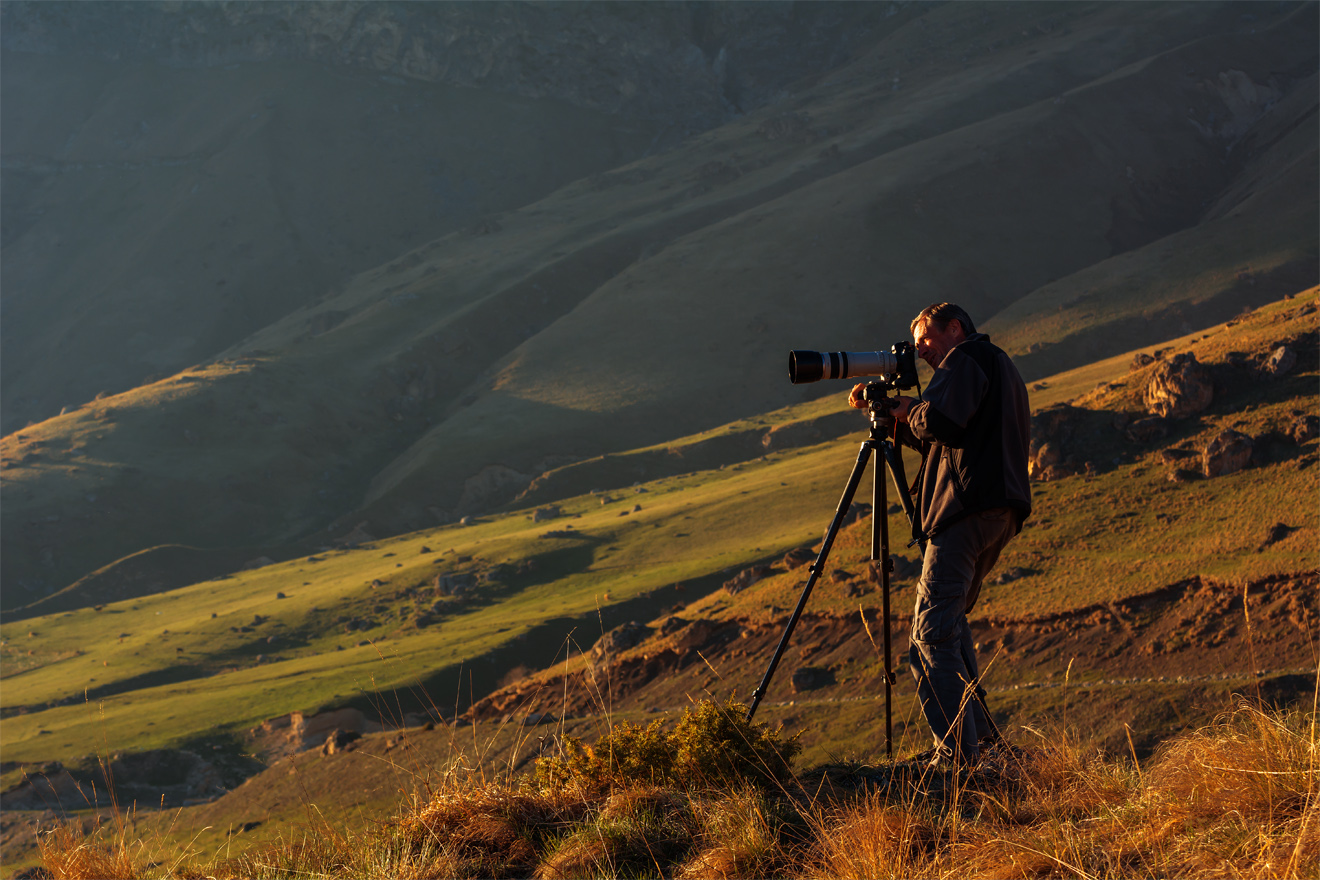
xmin=849 ymin=302 xmax=1031 ymax=767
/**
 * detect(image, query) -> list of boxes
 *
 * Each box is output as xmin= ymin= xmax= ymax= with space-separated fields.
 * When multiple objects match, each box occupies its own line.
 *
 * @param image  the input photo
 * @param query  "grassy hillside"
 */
xmin=3 ymin=2 xmax=1315 ymax=609
xmin=0 ymin=51 xmax=664 ymax=434
xmin=3 ymin=290 xmax=1313 ymax=781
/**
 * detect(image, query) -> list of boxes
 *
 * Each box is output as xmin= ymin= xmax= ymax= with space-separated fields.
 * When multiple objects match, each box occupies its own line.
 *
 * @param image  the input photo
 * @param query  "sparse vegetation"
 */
xmin=31 ymin=696 xmax=1319 ymax=878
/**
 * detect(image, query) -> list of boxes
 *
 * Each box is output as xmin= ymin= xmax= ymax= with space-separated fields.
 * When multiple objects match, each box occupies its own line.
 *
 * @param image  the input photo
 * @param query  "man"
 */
xmin=849 ymin=302 xmax=1031 ymax=766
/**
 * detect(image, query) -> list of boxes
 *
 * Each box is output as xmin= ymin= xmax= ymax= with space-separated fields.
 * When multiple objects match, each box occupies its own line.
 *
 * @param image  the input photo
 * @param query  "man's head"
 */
xmin=910 ymin=303 xmax=976 ymax=369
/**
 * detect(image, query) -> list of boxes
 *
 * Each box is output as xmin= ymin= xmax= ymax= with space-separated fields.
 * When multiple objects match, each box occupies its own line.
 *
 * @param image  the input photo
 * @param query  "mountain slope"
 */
xmin=1 ymin=1 xmax=1315 ymax=608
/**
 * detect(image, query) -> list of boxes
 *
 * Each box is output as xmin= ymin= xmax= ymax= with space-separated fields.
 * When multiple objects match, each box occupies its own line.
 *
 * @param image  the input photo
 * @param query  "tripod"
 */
xmin=745 ymin=387 xmax=923 ymax=759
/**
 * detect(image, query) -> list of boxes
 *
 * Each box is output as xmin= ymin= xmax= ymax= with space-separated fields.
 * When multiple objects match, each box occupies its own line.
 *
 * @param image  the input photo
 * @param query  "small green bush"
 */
xmin=536 ymin=697 xmax=801 ymax=793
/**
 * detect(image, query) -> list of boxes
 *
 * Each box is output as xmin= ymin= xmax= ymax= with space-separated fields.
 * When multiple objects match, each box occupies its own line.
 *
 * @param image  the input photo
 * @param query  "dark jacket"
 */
xmin=901 ymin=333 xmax=1032 ymax=539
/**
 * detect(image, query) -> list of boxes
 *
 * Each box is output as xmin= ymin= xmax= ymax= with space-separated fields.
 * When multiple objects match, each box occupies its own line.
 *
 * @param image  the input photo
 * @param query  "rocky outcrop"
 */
xmin=591 ymin=621 xmax=650 ymax=667
xmin=1203 ymin=429 xmax=1254 ymax=477
xmin=791 ymin=666 xmax=835 ymax=693
xmin=1143 ymin=353 xmax=1213 ymax=419
xmin=723 ymin=565 xmax=771 ymax=595
xmin=1262 ymin=345 xmax=1297 ymax=377
xmin=1290 ymin=415 xmax=1319 ymax=445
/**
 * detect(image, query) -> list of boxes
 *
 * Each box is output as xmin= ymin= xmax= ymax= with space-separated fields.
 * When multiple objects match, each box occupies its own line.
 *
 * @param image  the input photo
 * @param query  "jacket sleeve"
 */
xmin=907 ymin=347 xmax=989 ymax=446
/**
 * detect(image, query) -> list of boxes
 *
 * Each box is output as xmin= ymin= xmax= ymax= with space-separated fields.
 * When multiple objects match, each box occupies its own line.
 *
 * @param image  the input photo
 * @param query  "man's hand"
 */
xmin=850 ymin=384 xmax=918 ymax=422
xmin=848 ymin=383 xmax=869 ymax=409
xmin=889 ymin=396 xmax=916 ymax=422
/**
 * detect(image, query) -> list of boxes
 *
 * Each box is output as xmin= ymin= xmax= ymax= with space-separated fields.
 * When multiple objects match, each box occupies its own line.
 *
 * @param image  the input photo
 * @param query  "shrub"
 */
xmin=536 ymin=697 xmax=801 ymax=793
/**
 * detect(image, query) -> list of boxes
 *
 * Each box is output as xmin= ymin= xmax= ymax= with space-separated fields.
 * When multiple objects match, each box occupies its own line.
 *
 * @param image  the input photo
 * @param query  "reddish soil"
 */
xmin=469 ymin=570 xmax=1318 ymax=722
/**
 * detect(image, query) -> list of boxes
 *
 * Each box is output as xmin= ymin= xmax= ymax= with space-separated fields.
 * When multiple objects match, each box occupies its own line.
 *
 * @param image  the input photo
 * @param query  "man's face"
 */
xmin=913 ymin=319 xmax=965 ymax=369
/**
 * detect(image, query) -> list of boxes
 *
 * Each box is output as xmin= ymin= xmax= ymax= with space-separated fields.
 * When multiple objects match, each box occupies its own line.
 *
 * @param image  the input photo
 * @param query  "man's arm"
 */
xmin=905 ymin=348 xmax=990 ymax=444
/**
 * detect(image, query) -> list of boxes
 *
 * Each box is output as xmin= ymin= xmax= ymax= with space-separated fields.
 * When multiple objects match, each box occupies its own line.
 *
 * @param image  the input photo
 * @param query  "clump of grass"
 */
xmin=396 ymin=781 xmax=590 ymax=879
xmin=537 ymin=787 xmax=695 ymax=878
xmin=535 ymin=696 xmax=801 ymax=793
xmin=680 ymin=786 xmax=804 ymax=879
xmin=806 ymin=797 xmax=938 ymax=880
xmin=36 ymin=820 xmax=136 ymax=880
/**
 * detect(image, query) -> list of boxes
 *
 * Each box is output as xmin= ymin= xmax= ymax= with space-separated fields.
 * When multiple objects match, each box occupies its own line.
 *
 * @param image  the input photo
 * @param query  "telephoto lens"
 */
xmin=788 ymin=350 xmax=901 ymax=384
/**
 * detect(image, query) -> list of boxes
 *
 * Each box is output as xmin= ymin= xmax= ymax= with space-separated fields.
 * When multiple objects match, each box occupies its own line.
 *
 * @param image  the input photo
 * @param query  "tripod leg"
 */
xmin=874 ymin=436 xmax=894 ymax=759
xmin=746 ymin=441 xmax=874 ymax=722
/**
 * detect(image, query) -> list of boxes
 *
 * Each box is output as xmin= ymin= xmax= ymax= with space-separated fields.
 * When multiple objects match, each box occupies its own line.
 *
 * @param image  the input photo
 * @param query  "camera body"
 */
xmin=788 ymin=341 xmax=918 ymax=389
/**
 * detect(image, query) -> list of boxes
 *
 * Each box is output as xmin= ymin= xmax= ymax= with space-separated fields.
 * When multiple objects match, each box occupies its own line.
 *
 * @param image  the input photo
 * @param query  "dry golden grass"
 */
xmin=37 ymin=693 xmax=1319 ymax=879
xmin=36 ymin=821 xmax=136 ymax=880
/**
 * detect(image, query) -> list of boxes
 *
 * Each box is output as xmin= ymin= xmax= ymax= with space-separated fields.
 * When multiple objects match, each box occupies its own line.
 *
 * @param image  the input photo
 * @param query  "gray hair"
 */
xmin=911 ymin=302 xmax=977 ymax=336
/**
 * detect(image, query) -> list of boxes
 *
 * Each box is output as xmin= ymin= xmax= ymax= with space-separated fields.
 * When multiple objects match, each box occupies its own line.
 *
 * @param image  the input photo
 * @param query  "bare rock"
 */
xmin=522 ymin=712 xmax=557 ymax=726
xmin=294 ymin=707 xmax=366 ymax=750
xmin=1130 ymin=352 xmax=1155 ymax=370
xmin=591 ymin=621 xmax=649 ymax=663
xmin=321 ymin=729 xmax=361 ymax=756
xmin=1262 ymin=345 xmax=1297 ymax=377
xmin=841 ymin=501 xmax=871 ymax=527
xmin=782 ymin=547 xmax=815 ymax=570
xmin=791 ymin=666 xmax=835 ymax=693
xmin=1290 ymin=414 xmax=1319 ymax=444
xmin=659 ymin=616 xmax=689 ymax=636
xmin=433 ymin=572 xmax=473 ymax=596
xmin=1031 ymin=441 xmax=1063 ymax=476
xmin=992 ymin=566 xmax=1028 ymax=585
xmin=1126 ymin=416 xmax=1170 ymax=443
xmin=723 ymin=565 xmax=771 ymax=594
xmin=532 ymin=505 xmax=561 ymax=522
xmin=1143 ymin=353 xmax=1213 ymax=418
xmin=1203 ymin=429 xmax=1254 ymax=477
xmin=1259 ymin=522 xmax=1298 ymax=551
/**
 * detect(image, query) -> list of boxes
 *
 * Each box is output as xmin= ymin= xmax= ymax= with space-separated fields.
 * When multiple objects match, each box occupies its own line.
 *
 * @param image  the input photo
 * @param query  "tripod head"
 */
xmin=859 ymin=382 xmax=900 ymax=434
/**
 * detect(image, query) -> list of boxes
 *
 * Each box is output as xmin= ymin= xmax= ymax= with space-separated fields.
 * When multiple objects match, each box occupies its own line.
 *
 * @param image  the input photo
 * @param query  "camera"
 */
xmin=788 ymin=342 xmax=918 ymax=389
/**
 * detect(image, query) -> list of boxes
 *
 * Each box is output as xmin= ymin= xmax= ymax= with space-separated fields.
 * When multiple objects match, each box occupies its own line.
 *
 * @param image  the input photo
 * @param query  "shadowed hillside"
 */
xmin=2 ymin=2 xmax=1316 ymax=617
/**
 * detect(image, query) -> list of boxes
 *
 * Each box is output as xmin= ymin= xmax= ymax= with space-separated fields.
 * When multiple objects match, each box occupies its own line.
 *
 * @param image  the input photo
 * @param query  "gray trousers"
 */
xmin=908 ymin=507 xmax=1016 ymax=761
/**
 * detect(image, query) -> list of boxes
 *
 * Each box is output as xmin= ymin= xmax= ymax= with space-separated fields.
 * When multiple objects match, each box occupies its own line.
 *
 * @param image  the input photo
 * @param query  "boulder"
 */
xmin=1203 ymin=429 xmax=1253 ymax=477
xmin=321 ymin=729 xmax=361 ymax=755
xmin=840 ymin=501 xmax=871 ymax=527
xmin=1290 ymin=414 xmax=1319 ymax=444
xmin=522 ymin=712 xmax=557 ymax=726
xmin=782 ymin=547 xmax=815 ymax=570
xmin=1031 ymin=441 xmax=1062 ymax=476
xmin=1262 ymin=345 xmax=1297 ymax=377
xmin=791 ymin=666 xmax=835 ymax=693
xmin=1125 ymin=417 xmax=1170 ymax=443
xmin=1143 ymin=353 xmax=1212 ymax=418
xmin=591 ymin=621 xmax=649 ymax=663
xmin=294 ymin=707 xmax=366 ymax=749
xmin=723 ymin=565 xmax=771 ymax=594
xmin=532 ymin=505 xmax=561 ymax=522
